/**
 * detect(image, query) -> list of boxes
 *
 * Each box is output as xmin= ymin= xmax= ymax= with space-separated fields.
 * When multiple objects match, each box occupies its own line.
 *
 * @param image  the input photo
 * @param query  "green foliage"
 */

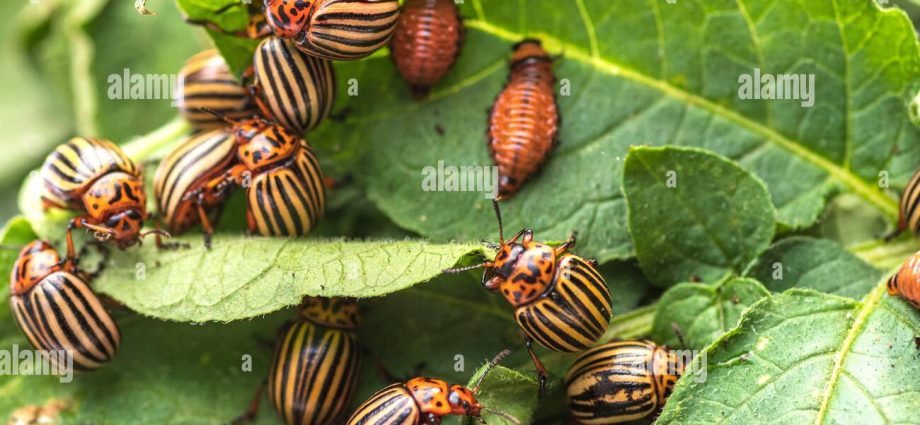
xmin=652 ymin=278 xmax=771 ymax=350
xmin=658 ymin=285 xmax=920 ymax=425
xmin=745 ymin=236 xmax=884 ymax=299
xmin=4 ymin=0 xmax=920 ymax=423
xmin=624 ymin=146 xmax=776 ymax=287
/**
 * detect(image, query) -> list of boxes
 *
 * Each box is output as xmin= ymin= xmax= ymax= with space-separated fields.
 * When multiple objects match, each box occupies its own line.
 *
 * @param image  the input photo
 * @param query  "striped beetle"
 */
xmin=177 ymin=49 xmax=258 ymax=131
xmin=444 ymin=200 xmax=612 ymax=397
xmin=9 ymin=240 xmax=121 ymax=371
xmin=565 ymin=340 xmax=684 ymax=424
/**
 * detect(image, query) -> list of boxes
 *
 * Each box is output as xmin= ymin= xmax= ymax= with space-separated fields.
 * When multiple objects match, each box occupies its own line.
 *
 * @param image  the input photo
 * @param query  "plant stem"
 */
xmin=122 ymin=117 xmax=190 ymax=160
xmin=603 ymin=304 xmax=656 ymax=341
xmin=849 ymin=235 xmax=920 ymax=271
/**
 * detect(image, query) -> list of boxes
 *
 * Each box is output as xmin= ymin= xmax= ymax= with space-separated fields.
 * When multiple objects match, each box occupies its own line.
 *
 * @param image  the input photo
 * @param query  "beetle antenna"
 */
xmin=481 ymin=407 xmax=521 ymax=425
xmin=140 ymin=229 xmax=172 ymax=240
xmin=671 ymin=322 xmax=688 ymax=350
xmin=198 ymin=107 xmax=238 ymax=125
xmin=492 ymin=199 xmax=504 ymax=243
xmin=442 ymin=262 xmax=488 ymax=274
xmin=472 ymin=349 xmax=511 ymax=392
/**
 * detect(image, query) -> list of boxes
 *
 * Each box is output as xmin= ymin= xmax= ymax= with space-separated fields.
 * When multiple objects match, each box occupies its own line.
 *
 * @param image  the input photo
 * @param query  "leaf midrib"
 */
xmin=463 ymin=18 xmax=898 ymax=218
xmin=813 ymin=282 xmax=887 ymax=424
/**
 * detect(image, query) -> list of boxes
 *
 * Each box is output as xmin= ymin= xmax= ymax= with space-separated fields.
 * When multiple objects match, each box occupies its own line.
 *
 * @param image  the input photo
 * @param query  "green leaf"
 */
xmin=464 ymin=364 xmax=539 ymax=425
xmin=744 ymin=236 xmax=884 ymax=299
xmin=91 ymin=236 xmax=485 ymax=322
xmin=652 ymin=278 xmax=770 ymax=350
xmin=657 ymin=284 xmax=920 ymax=425
xmin=623 ymin=146 xmax=775 ymax=286
xmin=247 ymin=0 xmax=917 ymax=263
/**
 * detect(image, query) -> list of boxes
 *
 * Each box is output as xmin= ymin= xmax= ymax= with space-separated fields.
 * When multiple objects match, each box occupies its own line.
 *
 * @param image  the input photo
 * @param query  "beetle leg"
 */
xmin=554 ymin=232 xmax=577 ymax=256
xmin=230 ymin=378 xmax=266 ymax=425
xmin=523 ymin=335 xmax=548 ymax=398
xmin=246 ymin=208 xmax=258 ymax=235
xmin=196 ymin=194 xmax=216 ymax=249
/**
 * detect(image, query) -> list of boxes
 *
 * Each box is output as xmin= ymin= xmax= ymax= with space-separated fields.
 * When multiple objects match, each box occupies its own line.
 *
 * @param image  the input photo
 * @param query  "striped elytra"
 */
xmin=177 ymin=50 xmax=257 ymax=131
xmin=888 ymin=250 xmax=920 ymax=309
xmin=443 ymin=200 xmax=610 ymax=396
xmin=252 ymin=37 xmax=336 ymax=135
xmin=153 ymin=129 xmax=237 ymax=237
xmin=40 ymin=137 xmax=153 ymax=251
xmin=247 ymin=141 xmax=326 ymax=236
xmin=9 ymin=241 xmax=121 ymax=371
xmin=389 ymin=0 xmax=464 ymax=98
xmin=347 ymin=384 xmax=419 ymax=425
xmin=268 ymin=297 xmax=361 ymax=425
xmin=488 ymin=39 xmax=559 ymax=199
xmin=565 ymin=340 xmax=683 ymax=425
xmin=897 ymin=168 xmax=920 ymax=235
xmin=514 ymin=254 xmax=612 ymax=353
xmin=265 ymin=0 xmax=401 ymax=61
xmin=192 ymin=118 xmax=327 ymax=238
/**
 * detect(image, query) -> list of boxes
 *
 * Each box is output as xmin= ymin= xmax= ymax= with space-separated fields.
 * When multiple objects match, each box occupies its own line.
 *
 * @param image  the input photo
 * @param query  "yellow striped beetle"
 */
xmin=565 ymin=340 xmax=684 ymax=424
xmin=444 ymin=200 xmax=612 ymax=396
xmin=232 ymin=297 xmax=361 ymax=425
xmin=895 ymin=168 xmax=920 ymax=237
xmin=250 ymin=37 xmax=336 ymax=135
xmin=264 ymin=0 xmax=400 ymax=60
xmin=346 ymin=350 xmax=518 ymax=425
xmin=177 ymin=50 xmax=257 ymax=131
xmin=40 ymin=137 xmax=166 ymax=261
xmin=9 ymin=241 xmax=121 ymax=371
xmin=153 ymin=129 xmax=237 ymax=247
xmin=183 ymin=116 xmax=326 ymax=238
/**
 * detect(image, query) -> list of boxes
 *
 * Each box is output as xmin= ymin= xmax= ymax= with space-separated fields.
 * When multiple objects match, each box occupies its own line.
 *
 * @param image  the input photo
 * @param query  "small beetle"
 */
xmin=184 ymin=115 xmax=326 ymax=238
xmin=565 ymin=340 xmax=684 ymax=425
xmin=888 ymin=250 xmax=920 ymax=309
xmin=154 ymin=129 xmax=237 ymax=247
xmin=177 ymin=49 xmax=258 ymax=131
xmin=187 ymin=0 xmax=400 ymax=61
xmin=231 ymin=297 xmax=362 ymax=425
xmin=444 ymin=200 xmax=611 ymax=396
xmin=389 ymin=0 xmax=464 ymax=98
xmin=40 ymin=137 xmax=167 ymax=261
xmin=346 ymin=350 xmax=519 ymax=425
xmin=9 ymin=240 xmax=121 ymax=371
xmin=891 ymin=168 xmax=920 ymax=239
xmin=488 ymin=39 xmax=559 ymax=199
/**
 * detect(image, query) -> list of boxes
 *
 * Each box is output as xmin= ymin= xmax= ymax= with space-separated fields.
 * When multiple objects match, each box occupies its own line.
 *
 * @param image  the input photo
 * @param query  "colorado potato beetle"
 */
xmin=232 ymin=297 xmax=362 ymax=425
xmin=40 ymin=137 xmax=166 ymax=260
xmin=9 ymin=240 xmax=121 ymax=371
xmin=346 ymin=350 xmax=518 ymax=425
xmin=444 ymin=201 xmax=611 ymax=396
xmin=250 ymin=36 xmax=336 ymax=135
xmin=389 ymin=0 xmax=464 ymax=98
xmin=185 ymin=115 xmax=326 ymax=238
xmin=488 ymin=39 xmax=559 ymax=199
xmin=888 ymin=250 xmax=920 ymax=309
xmin=565 ymin=340 xmax=684 ymax=424
xmin=154 ymin=129 xmax=237 ymax=247
xmin=264 ymin=0 xmax=400 ymax=60
xmin=189 ymin=0 xmax=400 ymax=61
xmin=177 ymin=50 xmax=258 ymax=131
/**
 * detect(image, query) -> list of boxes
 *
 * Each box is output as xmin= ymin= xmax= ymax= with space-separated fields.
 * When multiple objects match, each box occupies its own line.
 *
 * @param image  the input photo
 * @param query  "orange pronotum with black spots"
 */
xmin=444 ymin=200 xmax=612 ymax=396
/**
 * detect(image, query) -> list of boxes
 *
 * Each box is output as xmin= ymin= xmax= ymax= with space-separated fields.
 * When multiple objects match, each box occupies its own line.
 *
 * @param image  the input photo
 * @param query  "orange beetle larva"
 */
xmin=389 ymin=0 xmax=464 ymax=98
xmin=488 ymin=39 xmax=559 ymax=199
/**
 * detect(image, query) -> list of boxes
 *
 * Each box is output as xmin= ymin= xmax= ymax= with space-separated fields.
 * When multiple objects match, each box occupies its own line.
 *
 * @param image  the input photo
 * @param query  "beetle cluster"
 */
xmin=9 ymin=1 xmax=688 ymax=425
